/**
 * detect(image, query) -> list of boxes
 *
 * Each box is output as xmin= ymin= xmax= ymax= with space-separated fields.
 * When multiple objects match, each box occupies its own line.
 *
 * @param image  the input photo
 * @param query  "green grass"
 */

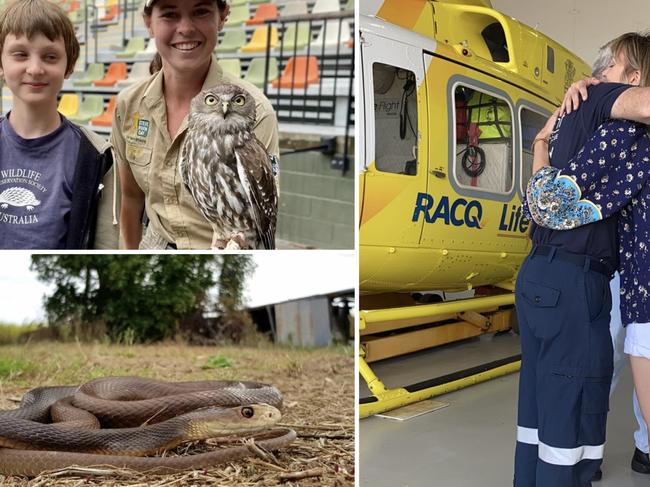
xmin=0 ymin=322 xmax=40 ymax=345
xmin=0 ymin=357 xmax=32 ymax=380
xmin=202 ymin=354 xmax=233 ymax=369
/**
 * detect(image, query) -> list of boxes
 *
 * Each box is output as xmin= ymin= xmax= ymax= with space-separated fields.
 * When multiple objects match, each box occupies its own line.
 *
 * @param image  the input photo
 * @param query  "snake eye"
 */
xmin=204 ymin=95 xmax=218 ymax=106
xmin=241 ymin=406 xmax=255 ymax=418
xmin=233 ymin=94 xmax=245 ymax=106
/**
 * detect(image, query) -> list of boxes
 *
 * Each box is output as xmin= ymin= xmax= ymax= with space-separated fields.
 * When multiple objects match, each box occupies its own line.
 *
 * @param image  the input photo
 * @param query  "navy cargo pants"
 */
xmin=514 ymin=247 xmax=613 ymax=487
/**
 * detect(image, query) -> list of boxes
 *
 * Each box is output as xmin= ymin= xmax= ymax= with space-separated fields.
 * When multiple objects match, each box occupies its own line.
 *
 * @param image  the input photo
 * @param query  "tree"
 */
xmin=31 ymin=255 xmax=227 ymax=342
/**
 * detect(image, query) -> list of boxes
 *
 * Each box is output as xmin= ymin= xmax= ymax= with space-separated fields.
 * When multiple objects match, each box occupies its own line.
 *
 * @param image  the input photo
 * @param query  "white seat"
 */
xmin=311 ymin=18 xmax=351 ymax=49
xmin=135 ymin=38 xmax=157 ymax=59
xmin=281 ymin=0 xmax=308 ymax=17
xmin=311 ymin=0 xmax=340 ymax=14
xmin=116 ymin=62 xmax=151 ymax=87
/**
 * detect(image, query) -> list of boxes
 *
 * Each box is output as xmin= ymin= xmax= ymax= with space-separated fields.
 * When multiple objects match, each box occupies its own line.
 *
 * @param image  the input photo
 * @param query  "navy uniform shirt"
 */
xmin=531 ymin=83 xmax=631 ymax=273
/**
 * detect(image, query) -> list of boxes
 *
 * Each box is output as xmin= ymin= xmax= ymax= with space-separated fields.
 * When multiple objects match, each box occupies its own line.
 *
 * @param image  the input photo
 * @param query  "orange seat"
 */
xmin=93 ymin=62 xmax=127 ymax=87
xmin=272 ymin=56 xmax=320 ymax=89
xmin=245 ymin=3 xmax=278 ymax=25
xmin=100 ymin=5 xmax=119 ymax=22
xmin=90 ymin=96 xmax=117 ymax=127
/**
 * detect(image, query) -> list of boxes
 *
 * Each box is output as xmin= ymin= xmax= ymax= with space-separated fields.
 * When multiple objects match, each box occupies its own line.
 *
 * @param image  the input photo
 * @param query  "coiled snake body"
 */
xmin=0 ymin=377 xmax=296 ymax=476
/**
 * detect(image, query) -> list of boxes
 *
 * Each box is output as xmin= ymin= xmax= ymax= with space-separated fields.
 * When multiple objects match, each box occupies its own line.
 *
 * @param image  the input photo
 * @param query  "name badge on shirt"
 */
xmin=137 ymin=119 xmax=150 ymax=138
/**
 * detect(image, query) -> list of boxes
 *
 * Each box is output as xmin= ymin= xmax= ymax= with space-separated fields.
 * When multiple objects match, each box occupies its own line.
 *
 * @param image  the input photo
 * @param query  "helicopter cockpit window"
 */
xmin=453 ymin=85 xmax=513 ymax=193
xmin=373 ymin=62 xmax=418 ymax=176
xmin=520 ymin=107 xmax=548 ymax=193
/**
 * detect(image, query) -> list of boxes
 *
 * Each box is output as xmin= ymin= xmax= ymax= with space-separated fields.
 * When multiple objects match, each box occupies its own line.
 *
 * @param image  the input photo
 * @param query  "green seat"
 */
xmin=281 ymin=22 xmax=310 ymax=50
xmin=230 ymin=0 xmax=248 ymax=5
xmin=73 ymin=63 xmax=104 ymax=87
xmin=249 ymin=0 xmax=267 ymax=4
xmin=218 ymin=29 xmax=247 ymax=53
xmin=345 ymin=0 xmax=354 ymax=11
xmin=244 ymin=57 xmax=279 ymax=87
xmin=225 ymin=5 xmax=249 ymax=26
xmin=68 ymin=95 xmax=105 ymax=124
xmin=219 ymin=58 xmax=242 ymax=78
xmin=116 ymin=37 xmax=146 ymax=58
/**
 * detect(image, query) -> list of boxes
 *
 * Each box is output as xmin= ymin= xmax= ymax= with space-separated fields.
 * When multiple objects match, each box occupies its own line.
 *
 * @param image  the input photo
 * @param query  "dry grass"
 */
xmin=0 ymin=342 xmax=354 ymax=486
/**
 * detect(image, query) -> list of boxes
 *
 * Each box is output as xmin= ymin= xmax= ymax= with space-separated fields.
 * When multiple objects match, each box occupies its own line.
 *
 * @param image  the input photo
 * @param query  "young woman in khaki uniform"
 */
xmin=112 ymin=0 xmax=279 ymax=249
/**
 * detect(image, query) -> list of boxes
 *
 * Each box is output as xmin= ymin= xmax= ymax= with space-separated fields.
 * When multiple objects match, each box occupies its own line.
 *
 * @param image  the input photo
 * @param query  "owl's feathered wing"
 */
xmin=234 ymin=136 xmax=278 ymax=250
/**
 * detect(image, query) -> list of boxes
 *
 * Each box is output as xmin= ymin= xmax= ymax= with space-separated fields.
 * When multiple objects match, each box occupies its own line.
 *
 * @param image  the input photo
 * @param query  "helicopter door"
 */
xmin=359 ymin=31 xmax=428 ymax=247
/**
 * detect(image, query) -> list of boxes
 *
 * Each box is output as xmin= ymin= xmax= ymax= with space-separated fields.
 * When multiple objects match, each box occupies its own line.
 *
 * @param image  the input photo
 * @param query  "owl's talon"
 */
xmin=225 ymin=239 xmax=242 ymax=250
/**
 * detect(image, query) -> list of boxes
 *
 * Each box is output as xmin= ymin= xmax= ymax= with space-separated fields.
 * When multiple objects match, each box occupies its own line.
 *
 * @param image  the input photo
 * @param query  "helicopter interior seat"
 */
xmin=372 ymin=63 xmax=419 ymax=176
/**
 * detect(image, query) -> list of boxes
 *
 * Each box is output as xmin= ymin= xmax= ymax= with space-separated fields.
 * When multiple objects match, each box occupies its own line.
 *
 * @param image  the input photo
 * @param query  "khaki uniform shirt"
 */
xmin=112 ymin=57 xmax=280 ymax=249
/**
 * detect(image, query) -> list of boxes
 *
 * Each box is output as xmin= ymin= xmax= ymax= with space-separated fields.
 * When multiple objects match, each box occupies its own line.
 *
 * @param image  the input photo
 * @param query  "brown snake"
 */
xmin=0 ymin=376 xmax=296 ymax=476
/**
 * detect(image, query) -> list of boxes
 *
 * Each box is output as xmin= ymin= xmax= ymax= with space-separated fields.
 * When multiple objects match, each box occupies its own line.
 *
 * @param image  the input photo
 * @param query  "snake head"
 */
xmin=190 ymin=404 xmax=282 ymax=439
xmin=238 ymin=403 xmax=281 ymax=424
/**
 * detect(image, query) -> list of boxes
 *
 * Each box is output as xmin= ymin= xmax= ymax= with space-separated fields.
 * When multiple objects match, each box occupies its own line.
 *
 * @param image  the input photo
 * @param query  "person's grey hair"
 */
xmin=592 ymin=42 xmax=613 ymax=79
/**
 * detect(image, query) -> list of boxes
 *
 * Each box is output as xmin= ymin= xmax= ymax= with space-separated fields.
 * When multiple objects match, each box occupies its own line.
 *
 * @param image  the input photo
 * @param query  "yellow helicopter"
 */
xmin=358 ymin=0 xmax=591 ymax=417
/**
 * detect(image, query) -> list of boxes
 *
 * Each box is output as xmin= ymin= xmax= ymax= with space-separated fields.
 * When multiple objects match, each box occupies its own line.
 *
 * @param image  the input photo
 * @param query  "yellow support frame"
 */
xmin=359 ymin=292 xmax=521 ymax=418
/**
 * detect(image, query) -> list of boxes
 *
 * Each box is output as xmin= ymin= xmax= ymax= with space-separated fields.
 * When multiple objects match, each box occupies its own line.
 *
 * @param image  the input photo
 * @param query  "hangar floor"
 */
xmin=359 ymin=331 xmax=648 ymax=486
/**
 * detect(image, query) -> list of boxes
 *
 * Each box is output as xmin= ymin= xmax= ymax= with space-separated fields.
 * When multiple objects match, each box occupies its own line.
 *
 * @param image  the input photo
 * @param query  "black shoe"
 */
xmin=631 ymin=447 xmax=650 ymax=474
xmin=592 ymin=468 xmax=602 ymax=481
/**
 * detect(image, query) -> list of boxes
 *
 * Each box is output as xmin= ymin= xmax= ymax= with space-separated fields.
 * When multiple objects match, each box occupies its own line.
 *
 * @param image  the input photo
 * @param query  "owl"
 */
xmin=180 ymin=84 xmax=278 ymax=250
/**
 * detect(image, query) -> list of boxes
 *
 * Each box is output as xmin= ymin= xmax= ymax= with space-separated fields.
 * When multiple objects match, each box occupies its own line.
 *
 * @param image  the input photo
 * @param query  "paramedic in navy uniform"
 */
xmin=514 ymin=32 xmax=650 ymax=487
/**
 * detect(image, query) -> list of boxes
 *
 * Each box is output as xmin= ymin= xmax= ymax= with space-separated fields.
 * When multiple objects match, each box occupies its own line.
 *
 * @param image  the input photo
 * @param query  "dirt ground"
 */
xmin=0 ymin=342 xmax=355 ymax=486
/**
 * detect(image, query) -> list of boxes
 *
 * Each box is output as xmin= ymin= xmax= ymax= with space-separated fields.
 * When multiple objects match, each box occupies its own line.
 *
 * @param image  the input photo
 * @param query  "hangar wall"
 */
xmin=492 ymin=0 xmax=649 ymax=68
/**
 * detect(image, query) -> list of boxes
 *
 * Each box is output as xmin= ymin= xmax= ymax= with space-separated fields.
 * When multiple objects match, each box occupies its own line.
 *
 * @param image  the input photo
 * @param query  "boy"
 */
xmin=0 ymin=0 xmax=118 ymax=249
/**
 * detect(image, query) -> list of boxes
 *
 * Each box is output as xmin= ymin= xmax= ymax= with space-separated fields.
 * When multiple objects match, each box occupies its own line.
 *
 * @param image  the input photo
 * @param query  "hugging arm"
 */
xmin=524 ymin=119 xmax=650 ymax=230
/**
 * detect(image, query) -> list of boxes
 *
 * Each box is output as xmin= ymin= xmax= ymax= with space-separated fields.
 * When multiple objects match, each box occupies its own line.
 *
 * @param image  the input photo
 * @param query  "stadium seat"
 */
xmin=249 ymin=0 xmax=268 ymax=4
xmin=244 ymin=57 xmax=279 ymax=87
xmin=281 ymin=0 xmax=308 ymax=17
xmin=311 ymin=18 xmax=351 ymax=49
xmin=272 ymin=56 xmax=320 ymax=88
xmin=218 ymin=29 xmax=247 ymax=52
xmin=240 ymin=26 xmax=279 ymax=52
xmin=116 ymin=37 xmax=145 ymax=59
xmin=245 ymin=3 xmax=278 ymax=25
xmin=116 ymin=62 xmax=150 ymax=87
xmin=219 ymin=58 xmax=242 ymax=78
xmin=135 ymin=39 xmax=157 ymax=59
xmin=94 ymin=62 xmax=127 ymax=87
xmin=225 ymin=5 xmax=249 ymax=26
xmin=99 ymin=4 xmax=118 ymax=22
xmin=230 ymin=0 xmax=248 ymax=5
xmin=345 ymin=0 xmax=354 ymax=10
xmin=281 ymin=22 xmax=311 ymax=50
xmin=68 ymin=95 xmax=104 ymax=125
xmin=57 ymin=94 xmax=79 ymax=118
xmin=90 ymin=96 xmax=117 ymax=127
xmin=73 ymin=63 xmax=104 ymax=87
xmin=312 ymin=0 xmax=340 ymax=13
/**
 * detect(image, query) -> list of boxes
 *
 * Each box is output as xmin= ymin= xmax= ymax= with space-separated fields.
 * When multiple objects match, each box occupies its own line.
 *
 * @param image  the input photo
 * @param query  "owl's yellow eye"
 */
xmin=204 ymin=95 xmax=218 ymax=106
xmin=233 ymin=95 xmax=246 ymax=106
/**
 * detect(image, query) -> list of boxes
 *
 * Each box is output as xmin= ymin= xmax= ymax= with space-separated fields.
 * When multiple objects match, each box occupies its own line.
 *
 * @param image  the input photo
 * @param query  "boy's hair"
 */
xmin=0 ymin=0 xmax=80 ymax=76
xmin=608 ymin=32 xmax=650 ymax=88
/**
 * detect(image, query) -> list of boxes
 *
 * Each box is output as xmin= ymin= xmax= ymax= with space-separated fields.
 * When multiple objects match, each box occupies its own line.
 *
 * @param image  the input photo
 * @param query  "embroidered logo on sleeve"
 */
xmin=526 ymin=166 xmax=602 ymax=230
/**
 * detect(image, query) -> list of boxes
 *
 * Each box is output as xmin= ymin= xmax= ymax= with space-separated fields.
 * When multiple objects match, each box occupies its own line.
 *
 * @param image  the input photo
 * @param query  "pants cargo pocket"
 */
xmin=579 ymin=378 xmax=610 ymax=446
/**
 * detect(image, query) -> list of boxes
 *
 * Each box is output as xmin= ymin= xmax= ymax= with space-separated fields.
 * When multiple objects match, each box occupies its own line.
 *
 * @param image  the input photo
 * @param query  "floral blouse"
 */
xmin=524 ymin=119 xmax=650 ymax=325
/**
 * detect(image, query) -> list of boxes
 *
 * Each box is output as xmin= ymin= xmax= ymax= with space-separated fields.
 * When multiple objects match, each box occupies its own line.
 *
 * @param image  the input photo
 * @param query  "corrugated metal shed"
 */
xmin=247 ymin=289 xmax=354 ymax=346
xmin=274 ymin=295 xmax=332 ymax=346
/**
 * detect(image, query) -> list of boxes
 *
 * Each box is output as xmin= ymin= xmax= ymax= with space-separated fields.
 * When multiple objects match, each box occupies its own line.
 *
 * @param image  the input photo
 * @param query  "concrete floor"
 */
xmin=359 ymin=332 xmax=649 ymax=486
